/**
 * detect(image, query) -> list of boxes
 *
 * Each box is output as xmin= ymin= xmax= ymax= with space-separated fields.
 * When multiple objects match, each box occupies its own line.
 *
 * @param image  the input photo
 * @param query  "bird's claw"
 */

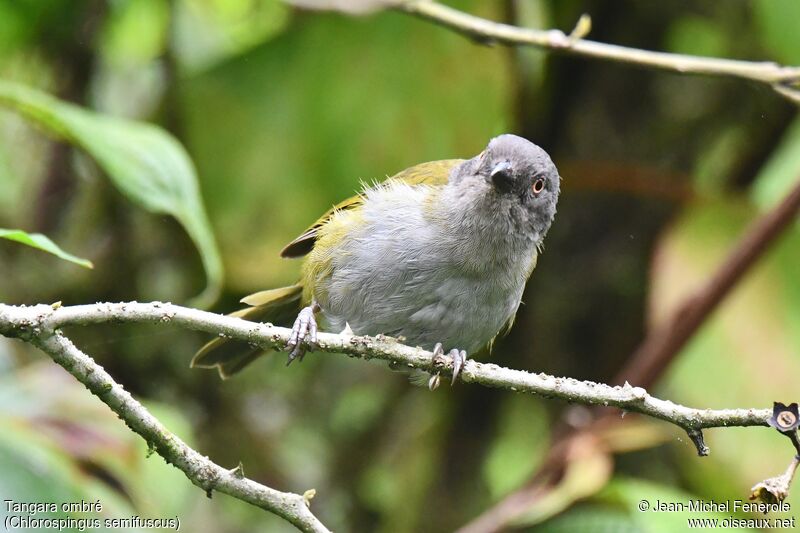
xmin=448 ymin=348 xmax=467 ymax=385
xmin=429 ymin=342 xmax=468 ymax=389
xmin=429 ymin=343 xmax=445 ymax=390
xmin=286 ymin=303 xmax=319 ymax=365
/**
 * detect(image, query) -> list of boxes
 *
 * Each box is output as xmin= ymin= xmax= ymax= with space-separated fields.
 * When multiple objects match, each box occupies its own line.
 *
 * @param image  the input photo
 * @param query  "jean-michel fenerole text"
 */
xmin=651 ymin=499 xmax=791 ymax=514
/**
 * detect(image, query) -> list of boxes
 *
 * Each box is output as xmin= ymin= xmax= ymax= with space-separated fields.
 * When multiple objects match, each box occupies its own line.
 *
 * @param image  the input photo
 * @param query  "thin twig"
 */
xmin=0 ymin=302 xmax=773 ymax=456
xmin=0 ymin=307 xmax=329 ymax=533
xmin=390 ymin=0 xmax=800 ymax=103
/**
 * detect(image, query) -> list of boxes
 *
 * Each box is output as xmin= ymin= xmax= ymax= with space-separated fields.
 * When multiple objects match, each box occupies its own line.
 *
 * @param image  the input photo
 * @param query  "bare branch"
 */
xmin=0 ymin=301 xmax=773 ymax=457
xmin=0 ymin=305 xmax=330 ymax=533
xmin=390 ymin=0 xmax=800 ymax=103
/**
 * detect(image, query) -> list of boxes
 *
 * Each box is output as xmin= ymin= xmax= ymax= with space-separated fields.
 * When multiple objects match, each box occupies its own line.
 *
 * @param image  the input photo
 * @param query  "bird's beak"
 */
xmin=490 ymin=161 xmax=514 ymax=192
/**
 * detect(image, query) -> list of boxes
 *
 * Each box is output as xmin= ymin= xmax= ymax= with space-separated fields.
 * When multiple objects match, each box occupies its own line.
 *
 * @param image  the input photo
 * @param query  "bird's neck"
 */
xmin=433 ymin=183 xmax=541 ymax=275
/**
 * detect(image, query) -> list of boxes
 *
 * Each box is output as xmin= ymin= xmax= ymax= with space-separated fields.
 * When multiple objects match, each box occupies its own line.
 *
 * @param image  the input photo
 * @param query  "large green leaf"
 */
xmin=0 ymin=80 xmax=222 ymax=307
xmin=0 ymin=228 xmax=92 ymax=268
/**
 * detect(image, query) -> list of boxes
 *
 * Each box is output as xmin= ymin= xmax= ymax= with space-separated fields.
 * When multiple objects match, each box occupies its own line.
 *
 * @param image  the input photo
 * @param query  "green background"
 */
xmin=1 ymin=1 xmax=799 ymax=531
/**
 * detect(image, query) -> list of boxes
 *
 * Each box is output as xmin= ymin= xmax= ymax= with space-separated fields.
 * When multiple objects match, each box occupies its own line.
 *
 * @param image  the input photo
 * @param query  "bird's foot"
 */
xmin=428 ymin=342 xmax=468 ymax=390
xmin=286 ymin=302 xmax=320 ymax=365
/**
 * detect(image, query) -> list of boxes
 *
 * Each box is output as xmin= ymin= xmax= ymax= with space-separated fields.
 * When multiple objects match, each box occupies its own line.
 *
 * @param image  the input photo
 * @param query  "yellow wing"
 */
xmin=280 ymin=159 xmax=463 ymax=258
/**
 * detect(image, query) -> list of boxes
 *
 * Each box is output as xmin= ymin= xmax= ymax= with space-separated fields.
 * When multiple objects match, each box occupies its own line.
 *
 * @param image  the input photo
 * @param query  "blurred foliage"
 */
xmin=1 ymin=0 xmax=799 ymax=532
xmin=0 ymin=227 xmax=93 ymax=268
xmin=0 ymin=80 xmax=222 ymax=307
xmin=182 ymin=1 xmax=511 ymax=290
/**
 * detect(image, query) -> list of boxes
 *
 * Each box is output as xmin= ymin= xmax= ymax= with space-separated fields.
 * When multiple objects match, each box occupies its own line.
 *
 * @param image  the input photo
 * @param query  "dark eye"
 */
xmin=532 ymin=177 xmax=545 ymax=194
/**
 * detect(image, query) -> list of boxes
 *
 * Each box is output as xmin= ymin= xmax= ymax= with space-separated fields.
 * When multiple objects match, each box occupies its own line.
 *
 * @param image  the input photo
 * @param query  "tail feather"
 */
xmin=191 ymin=284 xmax=303 ymax=378
xmin=218 ymin=349 xmax=262 ymax=379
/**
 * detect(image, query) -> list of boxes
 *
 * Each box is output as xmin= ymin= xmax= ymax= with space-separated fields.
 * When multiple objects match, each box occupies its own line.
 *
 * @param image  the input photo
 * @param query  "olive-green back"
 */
xmin=193 ymin=158 xmax=464 ymax=377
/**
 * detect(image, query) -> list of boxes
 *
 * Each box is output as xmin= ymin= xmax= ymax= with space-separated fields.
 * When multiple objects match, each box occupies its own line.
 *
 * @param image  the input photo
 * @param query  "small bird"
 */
xmin=193 ymin=134 xmax=561 ymax=383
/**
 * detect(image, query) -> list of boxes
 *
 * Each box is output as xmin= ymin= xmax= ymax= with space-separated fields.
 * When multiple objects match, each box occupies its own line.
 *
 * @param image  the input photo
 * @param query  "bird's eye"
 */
xmin=532 ymin=177 xmax=545 ymax=194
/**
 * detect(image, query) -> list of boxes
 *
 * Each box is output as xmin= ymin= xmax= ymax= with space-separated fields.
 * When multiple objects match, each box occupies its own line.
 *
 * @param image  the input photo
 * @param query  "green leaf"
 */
xmin=0 ymin=228 xmax=92 ymax=268
xmin=0 ymin=80 xmax=222 ymax=307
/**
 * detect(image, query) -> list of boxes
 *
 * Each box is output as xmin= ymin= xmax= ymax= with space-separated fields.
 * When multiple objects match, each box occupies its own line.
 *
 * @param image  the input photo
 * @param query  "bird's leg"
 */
xmin=429 ymin=342 xmax=468 ymax=388
xmin=286 ymin=301 xmax=320 ymax=365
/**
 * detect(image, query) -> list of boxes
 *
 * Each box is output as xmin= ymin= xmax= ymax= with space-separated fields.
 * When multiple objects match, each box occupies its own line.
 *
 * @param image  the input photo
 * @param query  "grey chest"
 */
xmin=314 ymin=183 xmax=537 ymax=353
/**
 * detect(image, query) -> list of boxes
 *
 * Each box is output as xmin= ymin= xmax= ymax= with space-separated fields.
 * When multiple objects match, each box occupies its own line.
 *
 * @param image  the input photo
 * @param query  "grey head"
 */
xmin=449 ymin=134 xmax=561 ymax=245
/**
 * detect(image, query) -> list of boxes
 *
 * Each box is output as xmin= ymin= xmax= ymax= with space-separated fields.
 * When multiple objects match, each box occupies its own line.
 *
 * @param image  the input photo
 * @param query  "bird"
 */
xmin=192 ymin=134 xmax=561 ymax=384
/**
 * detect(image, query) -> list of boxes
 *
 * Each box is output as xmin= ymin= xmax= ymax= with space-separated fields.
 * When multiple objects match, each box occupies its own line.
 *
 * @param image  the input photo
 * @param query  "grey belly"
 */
xmin=318 ymin=256 xmax=523 ymax=354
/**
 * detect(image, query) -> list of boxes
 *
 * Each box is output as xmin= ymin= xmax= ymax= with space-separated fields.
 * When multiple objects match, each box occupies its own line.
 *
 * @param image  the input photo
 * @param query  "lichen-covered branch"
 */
xmin=0 ymin=302 xmax=774 ymax=457
xmin=390 ymin=0 xmax=800 ymax=104
xmin=0 ymin=304 xmax=330 ymax=533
